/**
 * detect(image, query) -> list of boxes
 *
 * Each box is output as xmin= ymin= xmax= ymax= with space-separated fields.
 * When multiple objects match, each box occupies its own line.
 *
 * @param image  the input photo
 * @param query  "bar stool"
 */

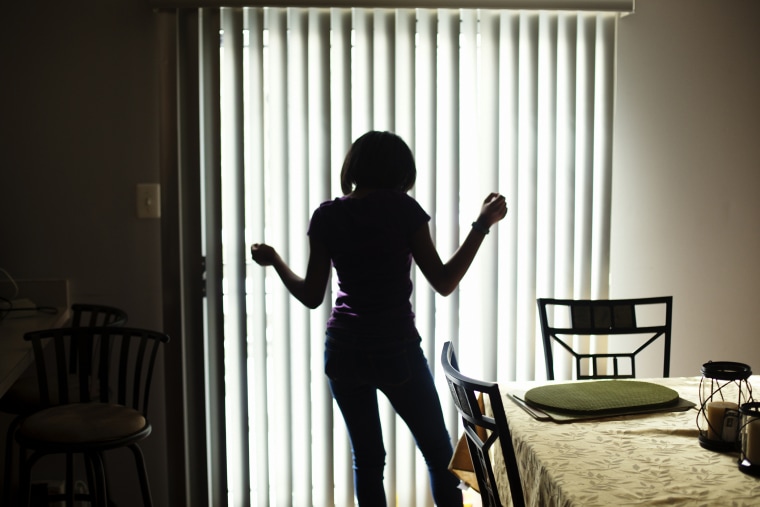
xmin=15 ymin=326 xmax=169 ymax=506
xmin=1 ymin=303 xmax=127 ymax=505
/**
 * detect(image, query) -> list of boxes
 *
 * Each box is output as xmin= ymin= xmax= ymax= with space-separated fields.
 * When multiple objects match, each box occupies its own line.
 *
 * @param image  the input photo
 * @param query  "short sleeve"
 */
xmin=400 ymin=193 xmax=430 ymax=237
xmin=307 ymin=200 xmax=334 ymax=241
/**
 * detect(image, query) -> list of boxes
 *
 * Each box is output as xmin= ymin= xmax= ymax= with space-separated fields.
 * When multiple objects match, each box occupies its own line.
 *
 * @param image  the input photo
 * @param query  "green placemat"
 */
xmin=524 ymin=380 xmax=680 ymax=415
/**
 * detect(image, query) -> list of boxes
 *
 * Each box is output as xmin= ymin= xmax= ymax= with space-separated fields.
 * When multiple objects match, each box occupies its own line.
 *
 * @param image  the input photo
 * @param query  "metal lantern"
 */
xmin=739 ymin=402 xmax=760 ymax=476
xmin=697 ymin=361 xmax=754 ymax=452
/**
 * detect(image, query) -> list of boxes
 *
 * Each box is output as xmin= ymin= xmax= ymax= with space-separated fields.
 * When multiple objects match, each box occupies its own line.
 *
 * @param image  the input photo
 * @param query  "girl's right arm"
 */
xmin=250 ymin=238 xmax=331 ymax=309
xmin=410 ymin=192 xmax=507 ymax=296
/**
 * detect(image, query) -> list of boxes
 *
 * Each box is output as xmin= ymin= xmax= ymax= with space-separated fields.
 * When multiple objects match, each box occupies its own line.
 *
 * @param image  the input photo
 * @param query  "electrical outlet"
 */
xmin=136 ymin=183 xmax=161 ymax=219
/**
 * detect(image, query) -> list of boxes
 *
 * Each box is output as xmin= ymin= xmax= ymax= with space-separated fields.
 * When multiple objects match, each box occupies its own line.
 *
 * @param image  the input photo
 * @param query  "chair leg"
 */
xmin=66 ymin=452 xmax=75 ymax=507
xmin=2 ymin=415 xmax=23 ymax=506
xmin=17 ymin=447 xmax=29 ymax=507
xmin=101 ymin=452 xmax=116 ymax=507
xmin=84 ymin=452 xmax=98 ymax=504
xmin=128 ymin=444 xmax=153 ymax=507
xmin=98 ymin=451 xmax=117 ymax=507
xmin=87 ymin=451 xmax=109 ymax=507
xmin=18 ymin=447 xmax=45 ymax=507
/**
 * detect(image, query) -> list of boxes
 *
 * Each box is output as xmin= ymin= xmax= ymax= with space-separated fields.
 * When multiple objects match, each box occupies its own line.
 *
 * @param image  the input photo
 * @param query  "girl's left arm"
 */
xmin=250 ymin=237 xmax=331 ymax=309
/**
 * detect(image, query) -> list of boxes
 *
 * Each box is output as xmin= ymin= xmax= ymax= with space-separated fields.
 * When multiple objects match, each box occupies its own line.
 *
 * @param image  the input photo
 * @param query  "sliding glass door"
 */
xmin=176 ymin=5 xmax=623 ymax=505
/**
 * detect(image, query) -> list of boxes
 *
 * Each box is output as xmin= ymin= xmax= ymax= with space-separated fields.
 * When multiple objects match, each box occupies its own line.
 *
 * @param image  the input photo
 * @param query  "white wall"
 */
xmin=612 ymin=0 xmax=760 ymax=377
xmin=1 ymin=0 xmax=759 ymax=505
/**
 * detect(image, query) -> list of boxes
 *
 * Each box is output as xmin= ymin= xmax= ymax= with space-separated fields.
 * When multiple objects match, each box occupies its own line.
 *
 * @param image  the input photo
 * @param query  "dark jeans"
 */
xmin=325 ymin=330 xmax=463 ymax=507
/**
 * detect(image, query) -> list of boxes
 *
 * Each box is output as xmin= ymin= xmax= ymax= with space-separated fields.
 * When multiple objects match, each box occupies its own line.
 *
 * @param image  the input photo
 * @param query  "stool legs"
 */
xmin=129 ymin=444 xmax=153 ymax=507
xmin=2 ymin=415 xmax=23 ymax=505
xmin=16 ymin=448 xmax=116 ymax=507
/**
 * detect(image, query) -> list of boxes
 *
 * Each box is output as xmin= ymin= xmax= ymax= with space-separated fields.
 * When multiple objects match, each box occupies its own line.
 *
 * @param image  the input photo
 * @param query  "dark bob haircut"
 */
xmin=340 ymin=131 xmax=417 ymax=195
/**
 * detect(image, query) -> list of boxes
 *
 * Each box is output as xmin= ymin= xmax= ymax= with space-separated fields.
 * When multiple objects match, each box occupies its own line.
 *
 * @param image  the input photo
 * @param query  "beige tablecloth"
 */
xmin=486 ymin=376 xmax=760 ymax=506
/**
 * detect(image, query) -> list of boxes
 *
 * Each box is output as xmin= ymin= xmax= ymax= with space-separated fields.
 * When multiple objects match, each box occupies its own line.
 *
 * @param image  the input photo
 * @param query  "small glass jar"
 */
xmin=739 ymin=402 xmax=760 ymax=476
xmin=697 ymin=361 xmax=753 ymax=452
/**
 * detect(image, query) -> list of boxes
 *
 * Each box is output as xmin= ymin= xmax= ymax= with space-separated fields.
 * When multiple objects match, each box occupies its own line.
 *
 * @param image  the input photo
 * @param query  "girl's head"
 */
xmin=340 ymin=131 xmax=417 ymax=195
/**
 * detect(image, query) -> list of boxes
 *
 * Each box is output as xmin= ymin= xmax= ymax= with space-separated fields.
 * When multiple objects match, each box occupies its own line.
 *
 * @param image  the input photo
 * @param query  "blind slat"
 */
xmin=220 ymin=7 xmax=250 ymax=506
xmin=308 ymin=10 xmax=335 ymax=507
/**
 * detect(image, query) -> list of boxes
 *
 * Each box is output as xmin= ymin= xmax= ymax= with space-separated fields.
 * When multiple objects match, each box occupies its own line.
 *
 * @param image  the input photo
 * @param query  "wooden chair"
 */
xmin=441 ymin=341 xmax=525 ymax=507
xmin=14 ymin=326 xmax=168 ymax=507
xmin=537 ymin=296 xmax=673 ymax=381
xmin=2 ymin=303 xmax=128 ymax=505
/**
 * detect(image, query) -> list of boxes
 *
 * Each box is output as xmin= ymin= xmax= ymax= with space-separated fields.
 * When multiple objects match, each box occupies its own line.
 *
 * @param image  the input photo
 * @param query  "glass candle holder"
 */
xmin=739 ymin=402 xmax=760 ymax=476
xmin=697 ymin=361 xmax=753 ymax=452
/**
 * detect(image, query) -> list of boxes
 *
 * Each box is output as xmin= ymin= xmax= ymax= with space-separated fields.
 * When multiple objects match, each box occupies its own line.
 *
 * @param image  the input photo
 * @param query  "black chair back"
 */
xmin=25 ymin=326 xmax=168 ymax=415
xmin=441 ymin=341 xmax=525 ymax=507
xmin=70 ymin=303 xmax=128 ymax=327
xmin=537 ymin=296 xmax=673 ymax=380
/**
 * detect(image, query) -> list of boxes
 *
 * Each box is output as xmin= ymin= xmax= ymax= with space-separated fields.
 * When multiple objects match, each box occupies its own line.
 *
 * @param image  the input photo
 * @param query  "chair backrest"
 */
xmin=24 ymin=327 xmax=169 ymax=416
xmin=70 ymin=303 xmax=128 ymax=328
xmin=537 ymin=296 xmax=673 ymax=381
xmin=68 ymin=303 xmax=128 ymax=374
xmin=440 ymin=342 xmax=525 ymax=507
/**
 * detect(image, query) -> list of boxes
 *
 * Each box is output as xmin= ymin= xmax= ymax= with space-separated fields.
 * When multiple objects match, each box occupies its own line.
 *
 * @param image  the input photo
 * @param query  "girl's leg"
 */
xmin=381 ymin=346 xmax=463 ymax=507
xmin=329 ymin=377 xmax=387 ymax=507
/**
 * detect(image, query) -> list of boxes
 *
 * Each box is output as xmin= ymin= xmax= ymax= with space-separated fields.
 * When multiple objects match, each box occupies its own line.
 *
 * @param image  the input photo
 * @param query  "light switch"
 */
xmin=137 ymin=183 xmax=161 ymax=219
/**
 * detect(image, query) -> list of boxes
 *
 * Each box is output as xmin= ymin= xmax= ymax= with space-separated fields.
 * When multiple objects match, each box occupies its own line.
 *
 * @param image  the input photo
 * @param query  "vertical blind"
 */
xmin=197 ymin=6 xmax=619 ymax=506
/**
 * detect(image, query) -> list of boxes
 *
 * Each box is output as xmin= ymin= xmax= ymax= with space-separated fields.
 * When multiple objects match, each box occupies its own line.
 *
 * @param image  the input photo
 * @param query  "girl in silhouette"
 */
xmin=251 ymin=130 xmax=508 ymax=506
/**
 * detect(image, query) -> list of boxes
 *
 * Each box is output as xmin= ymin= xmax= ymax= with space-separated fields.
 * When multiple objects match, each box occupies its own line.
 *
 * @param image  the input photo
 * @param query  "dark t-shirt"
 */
xmin=307 ymin=189 xmax=430 ymax=338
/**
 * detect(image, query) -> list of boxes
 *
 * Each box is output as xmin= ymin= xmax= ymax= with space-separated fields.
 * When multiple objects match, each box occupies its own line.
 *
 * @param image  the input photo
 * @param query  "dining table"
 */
xmin=479 ymin=375 xmax=760 ymax=507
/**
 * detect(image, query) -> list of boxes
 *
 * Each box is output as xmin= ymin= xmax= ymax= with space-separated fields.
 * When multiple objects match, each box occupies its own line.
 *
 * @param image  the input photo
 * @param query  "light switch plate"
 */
xmin=137 ymin=183 xmax=161 ymax=219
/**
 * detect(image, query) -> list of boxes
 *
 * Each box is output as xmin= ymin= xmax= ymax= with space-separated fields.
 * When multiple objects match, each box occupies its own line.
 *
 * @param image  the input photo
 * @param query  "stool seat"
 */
xmin=18 ymin=402 xmax=149 ymax=447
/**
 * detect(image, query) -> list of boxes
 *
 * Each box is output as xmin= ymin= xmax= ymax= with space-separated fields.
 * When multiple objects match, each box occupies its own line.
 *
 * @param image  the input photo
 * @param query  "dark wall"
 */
xmin=0 ymin=2 xmax=168 ymax=505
